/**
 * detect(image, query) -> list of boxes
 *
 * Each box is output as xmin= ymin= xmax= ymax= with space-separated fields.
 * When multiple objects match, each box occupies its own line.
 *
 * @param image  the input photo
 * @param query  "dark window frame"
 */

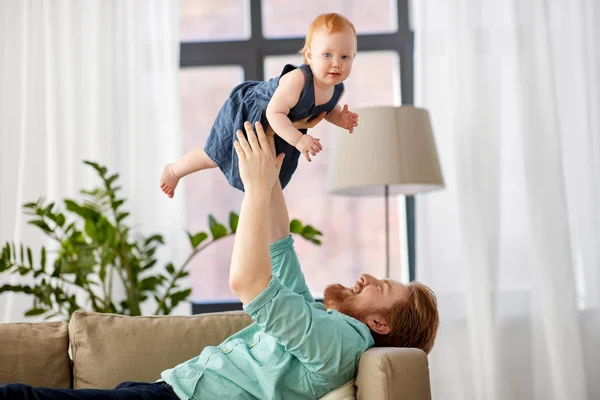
xmin=183 ymin=0 xmax=416 ymax=314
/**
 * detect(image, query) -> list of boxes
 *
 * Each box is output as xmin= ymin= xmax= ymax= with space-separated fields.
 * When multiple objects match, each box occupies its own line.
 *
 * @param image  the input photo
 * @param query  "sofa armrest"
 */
xmin=355 ymin=348 xmax=431 ymax=400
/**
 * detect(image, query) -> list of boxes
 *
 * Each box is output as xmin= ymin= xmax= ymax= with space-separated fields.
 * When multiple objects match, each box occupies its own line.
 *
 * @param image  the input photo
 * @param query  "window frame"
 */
xmin=181 ymin=0 xmax=416 ymax=313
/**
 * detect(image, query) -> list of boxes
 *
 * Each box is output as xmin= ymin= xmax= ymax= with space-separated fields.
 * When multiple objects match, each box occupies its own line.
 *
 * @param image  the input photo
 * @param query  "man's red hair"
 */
xmin=371 ymin=281 xmax=440 ymax=354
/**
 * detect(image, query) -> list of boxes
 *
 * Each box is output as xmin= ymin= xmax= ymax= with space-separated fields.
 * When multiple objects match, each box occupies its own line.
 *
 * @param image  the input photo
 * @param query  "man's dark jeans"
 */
xmin=0 ymin=381 xmax=179 ymax=400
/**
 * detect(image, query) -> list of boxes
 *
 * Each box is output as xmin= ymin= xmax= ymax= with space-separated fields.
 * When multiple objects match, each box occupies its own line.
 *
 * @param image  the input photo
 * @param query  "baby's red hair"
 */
xmin=300 ymin=13 xmax=357 ymax=64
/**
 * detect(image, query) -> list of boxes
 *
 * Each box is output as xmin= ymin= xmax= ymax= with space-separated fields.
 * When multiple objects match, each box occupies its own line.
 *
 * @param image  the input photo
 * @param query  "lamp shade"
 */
xmin=327 ymin=106 xmax=444 ymax=196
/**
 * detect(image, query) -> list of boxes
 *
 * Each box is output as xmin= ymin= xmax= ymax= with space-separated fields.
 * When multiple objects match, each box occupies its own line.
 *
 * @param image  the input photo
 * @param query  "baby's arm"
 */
xmin=266 ymin=69 xmax=304 ymax=144
xmin=325 ymin=92 xmax=359 ymax=134
xmin=266 ymin=70 xmax=322 ymax=161
xmin=325 ymin=103 xmax=344 ymax=125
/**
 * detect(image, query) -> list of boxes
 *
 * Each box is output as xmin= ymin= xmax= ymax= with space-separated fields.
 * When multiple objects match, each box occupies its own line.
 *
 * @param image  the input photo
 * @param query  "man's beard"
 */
xmin=323 ymin=283 xmax=371 ymax=322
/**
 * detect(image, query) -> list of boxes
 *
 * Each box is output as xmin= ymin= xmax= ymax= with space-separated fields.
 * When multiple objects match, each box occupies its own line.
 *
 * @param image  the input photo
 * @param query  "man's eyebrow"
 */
xmin=385 ymin=280 xmax=392 ymax=291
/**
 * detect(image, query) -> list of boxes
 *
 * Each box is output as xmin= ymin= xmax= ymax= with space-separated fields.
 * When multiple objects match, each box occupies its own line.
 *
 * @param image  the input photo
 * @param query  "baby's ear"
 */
xmin=305 ymin=47 xmax=313 ymax=61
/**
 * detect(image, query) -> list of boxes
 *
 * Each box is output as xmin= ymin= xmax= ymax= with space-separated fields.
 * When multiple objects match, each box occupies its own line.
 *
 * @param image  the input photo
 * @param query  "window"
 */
xmin=179 ymin=1 xmax=414 ymax=304
xmin=180 ymin=0 xmax=250 ymax=42
xmin=261 ymin=0 xmax=398 ymax=38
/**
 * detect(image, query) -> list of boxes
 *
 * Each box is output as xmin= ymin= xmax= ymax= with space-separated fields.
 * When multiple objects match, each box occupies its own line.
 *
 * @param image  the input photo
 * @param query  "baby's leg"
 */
xmin=160 ymin=147 xmax=217 ymax=198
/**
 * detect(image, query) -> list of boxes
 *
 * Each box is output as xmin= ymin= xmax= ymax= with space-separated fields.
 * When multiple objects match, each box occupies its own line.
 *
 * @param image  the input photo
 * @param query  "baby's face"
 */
xmin=307 ymin=28 xmax=356 ymax=87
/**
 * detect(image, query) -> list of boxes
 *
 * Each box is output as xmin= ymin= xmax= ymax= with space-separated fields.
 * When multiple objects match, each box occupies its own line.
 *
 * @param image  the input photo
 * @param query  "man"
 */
xmin=0 ymin=120 xmax=439 ymax=400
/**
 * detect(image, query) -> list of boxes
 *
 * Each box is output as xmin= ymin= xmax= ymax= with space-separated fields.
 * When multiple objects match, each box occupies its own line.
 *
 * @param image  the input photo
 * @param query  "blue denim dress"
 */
xmin=204 ymin=64 xmax=345 ymax=191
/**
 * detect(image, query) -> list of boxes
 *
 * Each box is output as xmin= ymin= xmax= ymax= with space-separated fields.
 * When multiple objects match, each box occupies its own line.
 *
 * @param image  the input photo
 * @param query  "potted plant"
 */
xmin=0 ymin=161 xmax=322 ymax=320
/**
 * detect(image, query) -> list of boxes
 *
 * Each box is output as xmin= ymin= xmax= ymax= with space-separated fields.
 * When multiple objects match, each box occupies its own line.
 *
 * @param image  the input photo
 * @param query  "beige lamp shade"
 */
xmin=327 ymin=106 xmax=444 ymax=196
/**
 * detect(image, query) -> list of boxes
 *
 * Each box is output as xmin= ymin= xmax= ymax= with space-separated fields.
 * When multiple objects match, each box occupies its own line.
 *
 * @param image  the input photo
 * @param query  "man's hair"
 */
xmin=300 ymin=13 xmax=357 ymax=64
xmin=371 ymin=281 xmax=439 ymax=354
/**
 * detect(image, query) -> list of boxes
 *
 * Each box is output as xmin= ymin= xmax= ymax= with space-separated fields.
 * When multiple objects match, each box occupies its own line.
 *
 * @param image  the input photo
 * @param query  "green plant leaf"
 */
xmin=142 ymin=259 xmax=158 ymax=270
xmin=144 ymin=235 xmax=164 ymax=246
xmin=290 ymin=219 xmax=303 ymax=234
xmin=55 ymin=213 xmax=66 ymax=227
xmin=84 ymin=220 xmax=97 ymax=239
xmin=177 ymin=270 xmax=189 ymax=278
xmin=45 ymin=202 xmax=55 ymax=213
xmin=29 ymin=220 xmax=52 ymax=233
xmin=165 ymin=263 xmax=175 ymax=275
xmin=302 ymin=225 xmax=321 ymax=236
xmin=64 ymin=199 xmax=81 ymax=213
xmin=99 ymin=265 xmax=107 ymax=282
xmin=24 ymin=308 xmax=47 ymax=317
xmin=141 ymin=276 xmax=162 ymax=291
xmin=107 ymin=173 xmax=119 ymax=186
xmin=112 ymin=199 xmax=125 ymax=210
xmin=229 ymin=212 xmax=239 ymax=233
xmin=187 ymin=231 xmax=208 ymax=249
xmin=116 ymin=212 xmax=129 ymax=223
xmin=208 ymin=215 xmax=228 ymax=240
xmin=26 ymin=248 xmax=33 ymax=267
xmin=40 ymin=247 xmax=46 ymax=271
xmin=170 ymin=288 xmax=192 ymax=308
xmin=0 ymin=284 xmax=34 ymax=295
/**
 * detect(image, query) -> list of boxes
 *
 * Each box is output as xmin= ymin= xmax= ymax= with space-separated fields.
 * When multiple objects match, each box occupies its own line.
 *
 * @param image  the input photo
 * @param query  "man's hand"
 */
xmin=234 ymin=121 xmax=285 ymax=195
xmin=295 ymin=134 xmax=323 ymax=162
xmin=337 ymin=104 xmax=359 ymax=133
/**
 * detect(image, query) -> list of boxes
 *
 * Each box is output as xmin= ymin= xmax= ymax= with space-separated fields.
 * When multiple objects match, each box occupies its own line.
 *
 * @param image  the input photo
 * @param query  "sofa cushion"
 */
xmin=0 ymin=321 xmax=71 ymax=388
xmin=69 ymin=310 xmax=252 ymax=389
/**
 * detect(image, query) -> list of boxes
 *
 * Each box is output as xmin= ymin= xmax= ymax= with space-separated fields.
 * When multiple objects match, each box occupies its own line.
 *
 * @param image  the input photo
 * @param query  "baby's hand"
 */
xmin=339 ymin=104 xmax=359 ymax=134
xmin=295 ymin=134 xmax=322 ymax=162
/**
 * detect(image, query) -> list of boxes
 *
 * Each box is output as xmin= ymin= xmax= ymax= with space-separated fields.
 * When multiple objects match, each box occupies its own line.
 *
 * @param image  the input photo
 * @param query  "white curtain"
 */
xmin=0 ymin=0 xmax=187 ymax=322
xmin=413 ymin=0 xmax=600 ymax=399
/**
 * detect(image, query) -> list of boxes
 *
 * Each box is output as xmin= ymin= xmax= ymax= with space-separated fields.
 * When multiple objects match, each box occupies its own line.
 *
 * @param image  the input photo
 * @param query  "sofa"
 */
xmin=0 ymin=310 xmax=432 ymax=399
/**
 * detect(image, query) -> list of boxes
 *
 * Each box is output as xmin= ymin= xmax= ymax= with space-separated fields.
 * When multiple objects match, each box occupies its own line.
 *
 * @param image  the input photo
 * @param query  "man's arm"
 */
xmin=229 ymin=122 xmax=284 ymax=305
xmin=266 ymin=135 xmax=290 ymax=244
xmin=264 ymin=111 xmax=327 ymax=245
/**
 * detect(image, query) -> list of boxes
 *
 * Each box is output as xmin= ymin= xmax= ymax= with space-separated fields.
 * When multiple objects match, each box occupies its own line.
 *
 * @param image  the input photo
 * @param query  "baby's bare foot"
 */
xmin=159 ymin=163 xmax=180 ymax=198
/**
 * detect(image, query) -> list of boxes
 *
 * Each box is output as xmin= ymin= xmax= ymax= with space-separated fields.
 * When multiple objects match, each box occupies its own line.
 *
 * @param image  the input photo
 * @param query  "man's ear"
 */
xmin=366 ymin=317 xmax=390 ymax=335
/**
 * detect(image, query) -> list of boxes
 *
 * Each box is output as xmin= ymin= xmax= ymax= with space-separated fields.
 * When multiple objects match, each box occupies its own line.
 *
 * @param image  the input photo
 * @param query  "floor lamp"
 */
xmin=326 ymin=106 xmax=445 ymax=279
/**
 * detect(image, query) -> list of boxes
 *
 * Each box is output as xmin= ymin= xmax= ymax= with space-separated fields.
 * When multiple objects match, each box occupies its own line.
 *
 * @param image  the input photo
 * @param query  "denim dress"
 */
xmin=204 ymin=63 xmax=345 ymax=191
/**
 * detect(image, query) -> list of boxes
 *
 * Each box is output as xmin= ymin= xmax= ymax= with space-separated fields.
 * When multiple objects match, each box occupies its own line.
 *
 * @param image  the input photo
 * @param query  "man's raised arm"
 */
xmin=229 ymin=122 xmax=284 ymax=305
xmin=266 ymin=112 xmax=326 ymax=244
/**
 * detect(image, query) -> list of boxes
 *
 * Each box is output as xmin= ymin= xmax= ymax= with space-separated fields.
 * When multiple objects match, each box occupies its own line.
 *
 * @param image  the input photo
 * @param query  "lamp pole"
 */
xmin=385 ymin=184 xmax=390 ymax=278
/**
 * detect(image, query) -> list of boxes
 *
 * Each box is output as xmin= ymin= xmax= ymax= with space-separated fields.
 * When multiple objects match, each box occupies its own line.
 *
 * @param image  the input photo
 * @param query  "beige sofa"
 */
xmin=0 ymin=310 xmax=432 ymax=399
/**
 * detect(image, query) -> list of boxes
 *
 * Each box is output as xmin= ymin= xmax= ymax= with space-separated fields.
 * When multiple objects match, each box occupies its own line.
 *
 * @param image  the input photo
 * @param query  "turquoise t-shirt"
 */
xmin=160 ymin=236 xmax=374 ymax=400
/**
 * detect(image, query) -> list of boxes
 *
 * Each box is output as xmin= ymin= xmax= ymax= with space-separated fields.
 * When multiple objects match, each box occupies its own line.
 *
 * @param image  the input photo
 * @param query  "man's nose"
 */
xmin=359 ymin=274 xmax=376 ymax=285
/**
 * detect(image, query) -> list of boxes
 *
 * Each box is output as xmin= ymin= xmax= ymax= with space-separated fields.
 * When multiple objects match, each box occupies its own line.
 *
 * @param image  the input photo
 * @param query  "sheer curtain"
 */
xmin=0 ymin=0 xmax=187 ymax=322
xmin=413 ymin=0 xmax=600 ymax=399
